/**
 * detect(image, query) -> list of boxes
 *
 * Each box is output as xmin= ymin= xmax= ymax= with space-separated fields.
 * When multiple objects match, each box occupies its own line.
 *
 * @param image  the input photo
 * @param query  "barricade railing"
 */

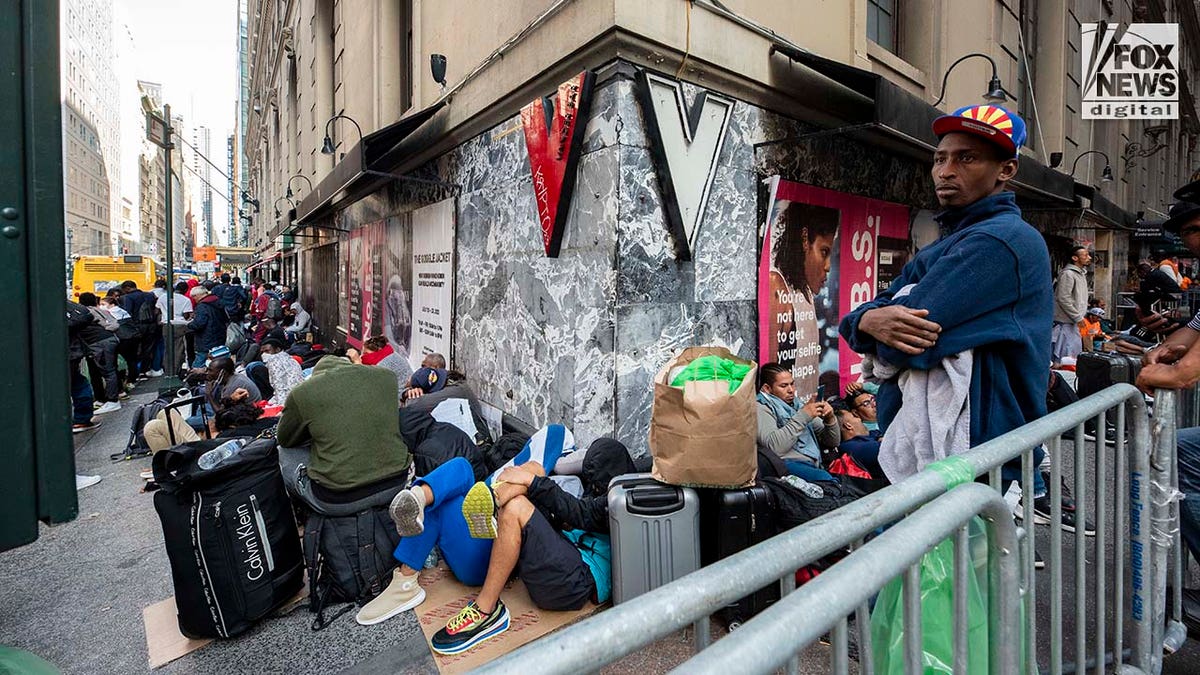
xmin=675 ymin=483 xmax=1022 ymax=674
xmin=476 ymin=384 xmax=1183 ymax=675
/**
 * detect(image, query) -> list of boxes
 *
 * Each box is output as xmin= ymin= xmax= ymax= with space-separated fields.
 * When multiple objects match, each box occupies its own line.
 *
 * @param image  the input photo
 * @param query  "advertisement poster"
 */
xmin=345 ymin=221 xmax=386 ymax=349
xmin=758 ymin=178 xmax=910 ymax=398
xmin=409 ymin=200 xmax=455 ymax=368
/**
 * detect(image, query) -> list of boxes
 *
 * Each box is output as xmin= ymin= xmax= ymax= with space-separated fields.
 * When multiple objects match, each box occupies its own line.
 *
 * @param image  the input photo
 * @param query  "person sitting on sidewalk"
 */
xmin=257 ymin=336 xmax=303 ymax=406
xmin=1079 ymin=307 xmax=1111 ymax=351
xmin=358 ymin=335 xmax=413 ymax=403
xmin=835 ymin=408 xmax=885 ymax=482
xmin=430 ymin=437 xmax=634 ymax=654
xmin=276 ymin=355 xmax=413 ymax=500
xmin=756 ymin=362 xmax=840 ymax=482
xmin=842 ymin=381 xmax=880 ymax=433
xmin=185 ymin=356 xmax=262 ymax=429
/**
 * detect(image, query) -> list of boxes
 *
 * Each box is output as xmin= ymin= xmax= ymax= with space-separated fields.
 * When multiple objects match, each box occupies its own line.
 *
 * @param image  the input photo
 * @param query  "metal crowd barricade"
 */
xmin=476 ymin=384 xmax=1181 ymax=675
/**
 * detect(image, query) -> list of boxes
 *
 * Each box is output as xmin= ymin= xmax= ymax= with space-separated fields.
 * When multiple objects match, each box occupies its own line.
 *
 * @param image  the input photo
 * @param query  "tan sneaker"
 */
xmin=355 ymin=568 xmax=426 ymax=625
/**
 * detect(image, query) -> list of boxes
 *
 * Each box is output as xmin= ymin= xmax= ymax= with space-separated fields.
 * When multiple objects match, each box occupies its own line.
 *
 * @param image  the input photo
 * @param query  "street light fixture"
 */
xmin=321 ymin=114 xmax=364 ymax=166
xmin=240 ymin=191 xmax=260 ymax=213
xmin=932 ymin=53 xmax=1008 ymax=107
xmin=274 ymin=196 xmax=296 ymax=220
xmin=1067 ymin=150 xmax=1115 ymax=184
xmin=285 ymin=174 xmax=313 ymax=199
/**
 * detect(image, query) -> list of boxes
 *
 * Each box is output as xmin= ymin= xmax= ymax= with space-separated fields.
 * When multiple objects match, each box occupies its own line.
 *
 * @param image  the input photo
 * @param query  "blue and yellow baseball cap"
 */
xmin=932 ymin=104 xmax=1027 ymax=158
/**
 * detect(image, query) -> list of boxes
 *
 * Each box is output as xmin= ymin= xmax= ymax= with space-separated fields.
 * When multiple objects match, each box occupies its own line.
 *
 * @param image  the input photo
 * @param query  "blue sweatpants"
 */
xmin=393 ymin=457 xmax=493 ymax=586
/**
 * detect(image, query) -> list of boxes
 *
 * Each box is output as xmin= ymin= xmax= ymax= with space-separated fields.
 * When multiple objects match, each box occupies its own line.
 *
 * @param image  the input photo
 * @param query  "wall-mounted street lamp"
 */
xmin=240 ymin=191 xmax=260 ymax=213
xmin=1058 ymin=150 xmax=1114 ymax=183
xmin=431 ymin=54 xmax=448 ymax=93
xmin=932 ymin=53 xmax=1008 ymax=107
xmin=285 ymin=174 xmax=313 ymax=199
xmin=321 ymin=114 xmax=364 ymax=166
xmin=274 ymin=196 xmax=296 ymax=220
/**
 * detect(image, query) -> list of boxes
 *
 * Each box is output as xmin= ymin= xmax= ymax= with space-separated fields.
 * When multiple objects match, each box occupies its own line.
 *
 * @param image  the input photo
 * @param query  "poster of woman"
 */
xmin=758 ymin=178 xmax=911 ymax=397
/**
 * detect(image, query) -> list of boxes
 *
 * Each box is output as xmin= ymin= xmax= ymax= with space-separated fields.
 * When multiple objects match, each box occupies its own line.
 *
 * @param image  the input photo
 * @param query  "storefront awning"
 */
xmin=245 ymin=252 xmax=281 ymax=274
xmin=1074 ymin=184 xmax=1138 ymax=231
xmin=771 ymin=46 xmax=1078 ymax=207
xmin=294 ymin=100 xmax=447 ymax=227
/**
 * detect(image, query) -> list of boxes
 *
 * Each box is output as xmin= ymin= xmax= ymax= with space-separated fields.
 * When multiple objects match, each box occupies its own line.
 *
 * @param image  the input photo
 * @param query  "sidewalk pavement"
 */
xmin=0 ymin=383 xmax=434 ymax=675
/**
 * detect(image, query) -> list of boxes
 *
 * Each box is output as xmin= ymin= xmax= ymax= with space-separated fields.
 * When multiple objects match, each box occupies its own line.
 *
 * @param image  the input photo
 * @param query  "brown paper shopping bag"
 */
xmin=649 ymin=346 xmax=758 ymax=488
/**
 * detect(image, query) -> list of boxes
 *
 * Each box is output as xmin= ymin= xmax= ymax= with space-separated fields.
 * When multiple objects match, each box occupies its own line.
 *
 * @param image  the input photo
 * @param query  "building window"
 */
xmin=867 ymin=0 xmax=899 ymax=54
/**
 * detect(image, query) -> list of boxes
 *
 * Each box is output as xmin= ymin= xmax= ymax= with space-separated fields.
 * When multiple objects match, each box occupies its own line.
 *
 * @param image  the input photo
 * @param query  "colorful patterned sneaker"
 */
xmin=431 ymin=600 xmax=510 ymax=655
xmin=388 ymin=487 xmax=426 ymax=537
xmin=461 ymin=482 xmax=498 ymax=539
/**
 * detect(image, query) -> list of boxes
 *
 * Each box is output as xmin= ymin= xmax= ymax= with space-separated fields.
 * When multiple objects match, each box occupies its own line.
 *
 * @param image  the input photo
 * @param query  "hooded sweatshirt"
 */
xmin=276 ymin=356 xmax=411 ymax=490
xmin=840 ymin=191 xmax=1052 ymax=452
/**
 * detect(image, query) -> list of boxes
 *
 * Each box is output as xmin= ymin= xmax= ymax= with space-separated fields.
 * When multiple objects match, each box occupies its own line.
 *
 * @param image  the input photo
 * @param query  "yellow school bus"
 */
xmin=69 ymin=255 xmax=158 ymax=300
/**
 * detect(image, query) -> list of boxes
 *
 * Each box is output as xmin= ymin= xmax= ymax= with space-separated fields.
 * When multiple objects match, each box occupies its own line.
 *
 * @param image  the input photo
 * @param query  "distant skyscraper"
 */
xmin=62 ymin=0 xmax=122 ymax=257
xmin=194 ymin=126 xmax=214 ymax=246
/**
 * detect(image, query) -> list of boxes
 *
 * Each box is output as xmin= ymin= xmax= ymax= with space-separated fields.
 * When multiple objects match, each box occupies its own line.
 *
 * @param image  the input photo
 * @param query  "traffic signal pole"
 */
xmin=162 ymin=104 xmax=178 ymax=383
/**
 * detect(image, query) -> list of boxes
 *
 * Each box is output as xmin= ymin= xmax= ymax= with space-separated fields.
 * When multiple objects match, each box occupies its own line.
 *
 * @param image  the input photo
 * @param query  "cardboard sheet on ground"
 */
xmin=143 ymin=585 xmax=307 ymax=669
xmin=416 ymin=564 xmax=604 ymax=673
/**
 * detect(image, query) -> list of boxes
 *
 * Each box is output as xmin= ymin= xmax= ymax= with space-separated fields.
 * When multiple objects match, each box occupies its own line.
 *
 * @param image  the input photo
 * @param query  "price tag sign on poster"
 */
xmin=409 ymin=200 xmax=455 ymax=369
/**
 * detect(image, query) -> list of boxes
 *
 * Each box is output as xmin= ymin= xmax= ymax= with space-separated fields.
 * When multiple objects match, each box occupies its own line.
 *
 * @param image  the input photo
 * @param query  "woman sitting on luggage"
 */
xmin=756 ymin=362 xmax=840 ymax=482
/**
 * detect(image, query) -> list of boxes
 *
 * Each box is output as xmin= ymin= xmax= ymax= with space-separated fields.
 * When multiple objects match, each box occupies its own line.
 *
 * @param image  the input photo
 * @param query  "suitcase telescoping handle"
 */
xmin=627 ymin=485 xmax=686 ymax=516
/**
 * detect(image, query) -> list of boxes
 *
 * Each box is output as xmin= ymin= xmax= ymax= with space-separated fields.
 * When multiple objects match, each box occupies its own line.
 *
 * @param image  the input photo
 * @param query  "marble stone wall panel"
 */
xmin=560 ymin=146 xmax=620 ymax=256
xmin=435 ymin=114 xmax=530 ymax=195
xmin=613 ymin=299 xmax=757 ymax=457
xmin=692 ymin=166 xmax=757 ymax=303
xmin=616 ymin=145 xmax=693 ymax=304
xmin=583 ymin=79 xmax=648 ymax=154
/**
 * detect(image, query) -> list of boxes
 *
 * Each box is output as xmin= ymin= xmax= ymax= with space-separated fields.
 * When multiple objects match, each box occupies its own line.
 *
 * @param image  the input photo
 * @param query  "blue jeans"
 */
xmin=191 ymin=351 xmax=209 ymax=369
xmin=152 ymin=331 xmax=165 ymax=371
xmin=70 ymin=358 xmax=94 ymax=424
xmin=784 ymin=459 xmax=836 ymax=483
xmin=393 ymin=457 xmax=493 ymax=586
xmin=1176 ymin=427 xmax=1200 ymax=561
xmin=187 ymin=402 xmax=214 ymax=430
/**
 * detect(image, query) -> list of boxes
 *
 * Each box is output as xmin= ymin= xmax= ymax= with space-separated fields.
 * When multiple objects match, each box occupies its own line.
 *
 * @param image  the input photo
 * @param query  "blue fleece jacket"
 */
xmin=839 ymin=191 xmax=1052 ymax=448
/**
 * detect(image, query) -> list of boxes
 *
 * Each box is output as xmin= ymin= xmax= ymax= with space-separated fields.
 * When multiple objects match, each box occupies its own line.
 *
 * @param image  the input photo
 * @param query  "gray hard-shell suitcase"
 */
xmin=608 ymin=472 xmax=701 ymax=605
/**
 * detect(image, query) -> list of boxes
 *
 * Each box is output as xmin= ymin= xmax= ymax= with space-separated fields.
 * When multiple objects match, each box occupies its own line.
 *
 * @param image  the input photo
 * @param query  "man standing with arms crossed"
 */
xmin=839 ymin=105 xmax=1052 ymax=491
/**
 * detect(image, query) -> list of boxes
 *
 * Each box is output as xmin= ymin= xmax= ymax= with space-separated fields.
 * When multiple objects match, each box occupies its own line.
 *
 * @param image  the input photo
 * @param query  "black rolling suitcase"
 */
xmin=697 ymin=484 xmax=778 ymax=627
xmin=1075 ymin=351 xmax=1142 ymax=398
xmin=153 ymin=435 xmax=304 ymax=638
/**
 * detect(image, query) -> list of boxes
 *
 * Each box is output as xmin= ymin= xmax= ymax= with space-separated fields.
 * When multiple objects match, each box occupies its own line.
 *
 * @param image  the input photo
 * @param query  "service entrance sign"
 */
xmin=1082 ymin=22 xmax=1178 ymax=119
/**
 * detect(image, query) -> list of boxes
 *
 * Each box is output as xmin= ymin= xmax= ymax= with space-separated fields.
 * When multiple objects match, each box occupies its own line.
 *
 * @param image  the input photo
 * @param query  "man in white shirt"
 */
xmin=156 ymin=281 xmax=193 ymax=375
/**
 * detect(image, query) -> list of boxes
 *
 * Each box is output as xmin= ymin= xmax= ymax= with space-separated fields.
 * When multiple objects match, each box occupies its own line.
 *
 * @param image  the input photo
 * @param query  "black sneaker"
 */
xmin=430 ymin=600 xmax=510 ymax=655
xmin=1034 ymin=550 xmax=1045 ymax=570
xmin=1031 ymin=495 xmax=1096 ymax=536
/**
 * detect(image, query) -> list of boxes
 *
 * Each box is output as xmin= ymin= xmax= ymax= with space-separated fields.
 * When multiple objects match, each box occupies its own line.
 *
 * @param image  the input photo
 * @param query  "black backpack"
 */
xmin=136 ymin=292 xmax=160 ymax=330
xmin=115 ymin=389 xmax=185 ymax=460
xmin=266 ymin=294 xmax=284 ymax=321
xmin=303 ymin=496 xmax=403 ymax=630
xmin=152 ymin=435 xmax=304 ymax=638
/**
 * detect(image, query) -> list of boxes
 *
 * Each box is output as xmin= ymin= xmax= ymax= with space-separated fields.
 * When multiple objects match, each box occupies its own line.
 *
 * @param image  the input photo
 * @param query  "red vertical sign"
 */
xmin=521 ymin=70 xmax=595 ymax=257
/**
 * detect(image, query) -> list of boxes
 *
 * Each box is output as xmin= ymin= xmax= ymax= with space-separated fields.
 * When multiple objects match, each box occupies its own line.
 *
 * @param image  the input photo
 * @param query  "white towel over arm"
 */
xmin=877 ymin=349 xmax=973 ymax=483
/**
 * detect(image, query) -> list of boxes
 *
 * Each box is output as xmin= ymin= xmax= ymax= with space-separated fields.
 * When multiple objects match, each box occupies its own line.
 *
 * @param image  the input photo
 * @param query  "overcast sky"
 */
xmin=117 ymin=0 xmax=237 ymax=141
xmin=116 ymin=0 xmax=238 ymax=241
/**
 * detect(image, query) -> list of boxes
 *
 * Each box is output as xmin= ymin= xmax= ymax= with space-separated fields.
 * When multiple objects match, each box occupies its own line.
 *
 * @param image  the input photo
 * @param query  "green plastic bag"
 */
xmin=870 ymin=518 xmax=991 ymax=674
xmin=669 ymin=355 xmax=752 ymax=394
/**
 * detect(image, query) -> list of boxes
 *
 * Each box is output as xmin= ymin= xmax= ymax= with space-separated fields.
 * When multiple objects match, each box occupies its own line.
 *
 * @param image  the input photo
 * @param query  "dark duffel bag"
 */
xmin=153 ymin=435 xmax=304 ymax=639
xmin=1076 ymin=351 xmax=1142 ymax=398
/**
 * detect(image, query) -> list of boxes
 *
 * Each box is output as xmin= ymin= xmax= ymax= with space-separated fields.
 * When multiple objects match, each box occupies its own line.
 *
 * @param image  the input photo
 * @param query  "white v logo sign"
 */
xmin=636 ymin=71 xmax=734 ymax=261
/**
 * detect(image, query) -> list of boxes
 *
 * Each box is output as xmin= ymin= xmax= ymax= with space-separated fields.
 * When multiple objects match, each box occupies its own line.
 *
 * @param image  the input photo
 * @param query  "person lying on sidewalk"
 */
xmin=353 ymin=425 xmax=579 ymax=628
xmin=428 ymin=438 xmax=635 ymax=655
